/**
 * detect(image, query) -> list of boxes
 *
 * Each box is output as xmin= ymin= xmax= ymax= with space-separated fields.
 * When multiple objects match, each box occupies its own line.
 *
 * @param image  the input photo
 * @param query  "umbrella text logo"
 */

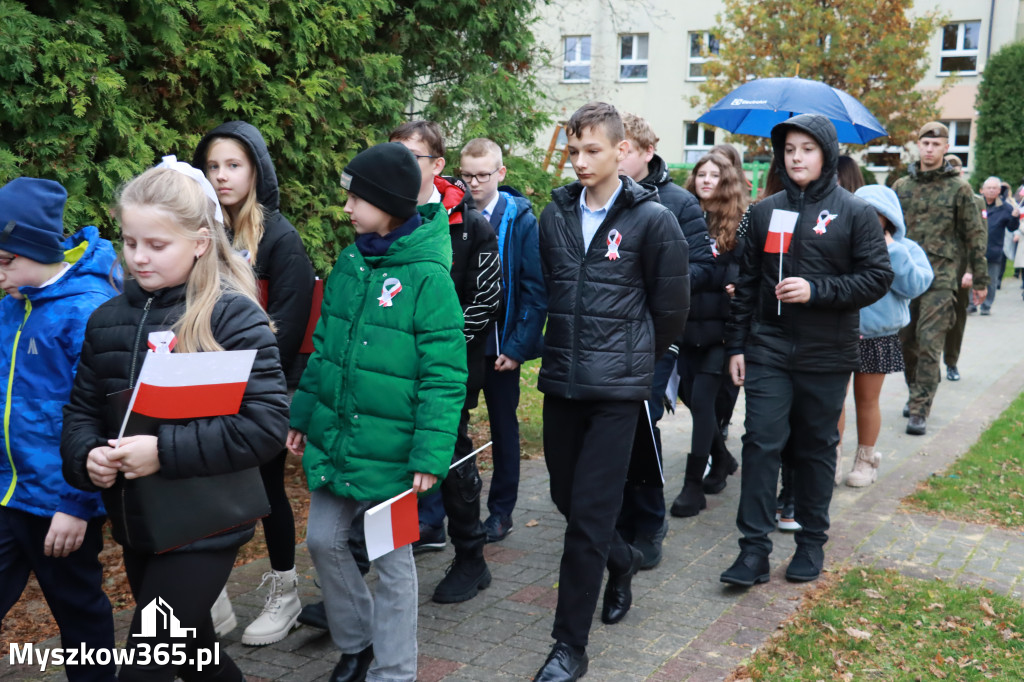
xmin=730 ymin=98 xmax=768 ymax=106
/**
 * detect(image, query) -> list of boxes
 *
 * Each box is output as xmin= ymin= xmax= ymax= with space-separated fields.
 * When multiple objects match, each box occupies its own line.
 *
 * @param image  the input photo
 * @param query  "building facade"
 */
xmin=533 ymin=0 xmax=1024 ymax=175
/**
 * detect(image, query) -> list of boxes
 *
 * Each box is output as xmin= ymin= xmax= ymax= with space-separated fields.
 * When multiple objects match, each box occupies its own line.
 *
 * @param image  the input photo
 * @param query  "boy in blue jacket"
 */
xmin=0 ymin=178 xmax=120 ymax=682
xmin=458 ymin=138 xmax=547 ymax=544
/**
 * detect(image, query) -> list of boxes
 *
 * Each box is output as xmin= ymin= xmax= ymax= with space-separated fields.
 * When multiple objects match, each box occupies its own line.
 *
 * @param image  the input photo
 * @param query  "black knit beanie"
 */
xmin=341 ymin=142 xmax=421 ymax=219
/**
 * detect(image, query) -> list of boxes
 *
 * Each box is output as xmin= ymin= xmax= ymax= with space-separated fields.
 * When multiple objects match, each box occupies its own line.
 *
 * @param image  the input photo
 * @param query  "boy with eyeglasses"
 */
xmin=458 ymin=138 xmax=546 ymax=547
xmin=389 ymin=121 xmax=503 ymax=604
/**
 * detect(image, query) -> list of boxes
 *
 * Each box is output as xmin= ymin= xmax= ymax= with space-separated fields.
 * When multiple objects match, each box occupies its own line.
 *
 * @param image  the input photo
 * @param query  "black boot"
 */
xmin=670 ymin=453 xmax=708 ymax=518
xmin=702 ymin=435 xmax=738 ymax=494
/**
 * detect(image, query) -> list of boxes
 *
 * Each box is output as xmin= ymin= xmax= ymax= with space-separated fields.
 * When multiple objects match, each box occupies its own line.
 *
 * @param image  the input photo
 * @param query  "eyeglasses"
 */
xmin=460 ymin=168 xmax=502 ymax=184
xmin=0 ymin=254 xmax=18 ymax=269
xmin=413 ymin=154 xmax=438 ymax=161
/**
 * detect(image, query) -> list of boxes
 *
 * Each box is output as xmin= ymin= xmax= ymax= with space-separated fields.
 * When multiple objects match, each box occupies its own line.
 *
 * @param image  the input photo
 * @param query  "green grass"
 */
xmin=469 ymin=358 xmax=544 ymax=466
xmin=736 ymin=567 xmax=1024 ymax=681
xmin=903 ymin=392 xmax=1024 ymax=528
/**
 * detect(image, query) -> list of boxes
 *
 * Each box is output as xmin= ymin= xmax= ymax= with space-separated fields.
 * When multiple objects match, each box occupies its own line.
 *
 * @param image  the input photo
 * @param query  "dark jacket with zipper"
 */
xmin=538 ymin=176 xmax=690 ymax=401
xmin=434 ymin=175 xmax=501 ymax=403
xmin=725 ymin=114 xmax=893 ymax=373
xmin=61 ymin=280 xmax=290 ymax=552
xmin=193 ymin=121 xmax=316 ymax=387
xmin=683 ymin=216 xmax=744 ymax=349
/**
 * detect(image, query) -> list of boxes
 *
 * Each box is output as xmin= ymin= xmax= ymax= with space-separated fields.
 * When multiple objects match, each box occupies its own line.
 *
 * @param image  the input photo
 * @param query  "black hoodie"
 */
xmin=193 ymin=122 xmax=316 ymax=385
xmin=725 ymin=114 xmax=893 ymax=373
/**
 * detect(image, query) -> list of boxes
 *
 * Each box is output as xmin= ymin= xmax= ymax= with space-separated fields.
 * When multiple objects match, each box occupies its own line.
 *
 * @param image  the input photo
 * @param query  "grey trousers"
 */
xmin=307 ymin=490 xmax=418 ymax=682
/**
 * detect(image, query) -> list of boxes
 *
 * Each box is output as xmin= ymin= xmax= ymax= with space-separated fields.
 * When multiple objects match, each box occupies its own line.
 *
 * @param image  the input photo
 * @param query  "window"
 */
xmin=939 ymin=21 xmax=981 ymax=74
xmin=683 ymin=122 xmax=716 ymax=164
xmin=864 ymin=145 xmax=904 ymax=172
xmin=619 ymin=34 xmax=649 ymax=81
xmin=941 ymin=119 xmax=972 ymax=167
xmin=688 ymin=31 xmax=719 ymax=80
xmin=563 ymin=35 xmax=591 ymax=82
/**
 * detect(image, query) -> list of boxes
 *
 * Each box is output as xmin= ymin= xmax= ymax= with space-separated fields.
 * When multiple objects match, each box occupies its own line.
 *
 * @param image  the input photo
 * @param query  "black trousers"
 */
xmin=543 ymin=395 xmax=640 ymax=648
xmin=442 ymin=406 xmax=487 ymax=558
xmin=0 ymin=508 xmax=115 ymax=682
xmin=120 ymin=547 xmax=241 ymax=682
xmin=736 ymin=363 xmax=848 ymax=556
xmin=258 ymin=449 xmax=296 ymax=571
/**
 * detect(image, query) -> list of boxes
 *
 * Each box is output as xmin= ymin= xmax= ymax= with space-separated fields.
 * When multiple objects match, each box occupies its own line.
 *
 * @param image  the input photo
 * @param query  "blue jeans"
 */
xmin=984 ymin=258 xmax=1002 ymax=309
xmin=307 ymin=491 xmax=418 ymax=682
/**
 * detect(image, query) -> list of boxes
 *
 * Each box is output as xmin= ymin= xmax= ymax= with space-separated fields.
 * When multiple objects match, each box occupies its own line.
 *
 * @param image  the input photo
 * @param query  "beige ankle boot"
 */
xmin=846 ymin=445 xmax=881 ymax=487
xmin=833 ymin=443 xmax=844 ymax=486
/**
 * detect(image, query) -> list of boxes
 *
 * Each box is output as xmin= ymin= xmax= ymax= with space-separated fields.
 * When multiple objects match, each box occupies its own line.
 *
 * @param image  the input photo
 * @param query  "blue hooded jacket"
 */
xmin=854 ymin=186 xmax=934 ymax=339
xmin=0 ymin=226 xmax=120 ymax=519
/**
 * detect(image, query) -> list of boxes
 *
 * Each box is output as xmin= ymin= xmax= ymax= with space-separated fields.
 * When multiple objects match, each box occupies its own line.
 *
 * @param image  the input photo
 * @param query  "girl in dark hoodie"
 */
xmin=721 ymin=114 xmax=892 ymax=587
xmin=194 ymin=121 xmax=315 ymax=646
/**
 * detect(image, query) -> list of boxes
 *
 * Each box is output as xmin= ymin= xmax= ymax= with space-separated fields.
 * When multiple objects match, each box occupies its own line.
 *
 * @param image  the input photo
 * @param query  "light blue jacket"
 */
xmin=855 ymin=186 xmax=934 ymax=339
xmin=0 ymin=226 xmax=120 ymax=519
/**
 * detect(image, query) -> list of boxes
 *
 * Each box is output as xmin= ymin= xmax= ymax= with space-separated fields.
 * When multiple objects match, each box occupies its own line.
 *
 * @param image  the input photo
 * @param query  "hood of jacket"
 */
xmin=362 ymin=202 xmax=452 ymax=270
xmin=19 ymin=225 xmax=120 ymax=304
xmin=640 ymin=153 xmax=673 ymax=188
xmin=855 ymin=185 xmax=907 ymax=241
xmin=771 ymin=114 xmax=840 ymax=203
xmin=551 ymin=174 xmax=660 ymax=213
xmin=193 ymin=121 xmax=280 ymax=211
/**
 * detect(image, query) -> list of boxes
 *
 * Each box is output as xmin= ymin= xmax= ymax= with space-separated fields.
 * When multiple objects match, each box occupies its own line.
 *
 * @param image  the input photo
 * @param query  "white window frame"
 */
xmin=864 ymin=145 xmax=905 ymax=173
xmin=619 ymin=34 xmax=649 ymax=82
xmin=562 ymin=35 xmax=591 ymax=83
xmin=941 ymin=119 xmax=972 ymax=169
xmin=683 ymin=121 xmax=716 ymax=164
xmin=687 ymin=31 xmax=719 ymax=81
xmin=938 ymin=21 xmax=981 ymax=76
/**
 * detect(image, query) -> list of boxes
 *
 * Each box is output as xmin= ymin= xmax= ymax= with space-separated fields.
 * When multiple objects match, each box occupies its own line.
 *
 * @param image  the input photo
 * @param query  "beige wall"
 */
xmin=532 ymin=0 xmax=1024 ymax=172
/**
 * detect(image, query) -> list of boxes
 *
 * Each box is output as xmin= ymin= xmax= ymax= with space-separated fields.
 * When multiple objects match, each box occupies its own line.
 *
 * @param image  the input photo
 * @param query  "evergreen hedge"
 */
xmin=0 ymin=1 xmax=548 ymax=273
xmin=971 ymin=42 xmax=1024 ymax=191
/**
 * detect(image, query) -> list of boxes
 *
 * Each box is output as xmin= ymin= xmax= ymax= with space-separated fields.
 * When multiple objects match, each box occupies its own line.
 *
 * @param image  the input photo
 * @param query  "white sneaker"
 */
xmin=211 ymin=586 xmax=237 ymax=637
xmin=846 ymin=445 xmax=881 ymax=488
xmin=241 ymin=568 xmax=301 ymax=646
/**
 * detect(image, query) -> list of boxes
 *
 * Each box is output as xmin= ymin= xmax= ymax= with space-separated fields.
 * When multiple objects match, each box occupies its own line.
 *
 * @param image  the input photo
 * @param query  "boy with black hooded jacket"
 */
xmin=532 ymin=102 xmax=689 ymax=682
xmin=722 ymin=114 xmax=892 ymax=588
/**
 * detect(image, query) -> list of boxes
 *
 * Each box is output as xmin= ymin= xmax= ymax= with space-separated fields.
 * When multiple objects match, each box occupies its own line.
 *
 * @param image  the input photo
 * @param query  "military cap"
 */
xmin=918 ymin=121 xmax=949 ymax=139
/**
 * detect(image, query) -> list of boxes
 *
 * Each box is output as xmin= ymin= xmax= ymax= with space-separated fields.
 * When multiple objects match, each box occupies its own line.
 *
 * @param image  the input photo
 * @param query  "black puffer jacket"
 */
xmin=683 ymin=216 xmax=744 ymax=348
xmin=538 ymin=177 xmax=690 ymax=401
xmin=193 ymin=121 xmax=315 ymax=386
xmin=640 ymin=154 xmax=716 ymax=294
xmin=725 ymin=114 xmax=893 ymax=372
xmin=61 ymin=281 xmax=290 ymax=551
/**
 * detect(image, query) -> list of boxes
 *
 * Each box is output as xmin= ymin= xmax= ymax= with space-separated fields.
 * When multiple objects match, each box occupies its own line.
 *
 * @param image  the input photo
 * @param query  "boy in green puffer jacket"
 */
xmin=288 ymin=142 xmax=467 ymax=682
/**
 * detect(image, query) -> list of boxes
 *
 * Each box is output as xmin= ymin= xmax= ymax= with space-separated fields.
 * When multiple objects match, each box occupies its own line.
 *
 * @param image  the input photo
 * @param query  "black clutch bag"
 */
xmin=105 ymin=388 xmax=270 ymax=553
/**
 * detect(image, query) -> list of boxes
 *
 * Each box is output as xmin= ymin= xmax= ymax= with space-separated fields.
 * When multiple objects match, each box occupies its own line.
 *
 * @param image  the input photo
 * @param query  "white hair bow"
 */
xmin=156 ymin=155 xmax=224 ymax=225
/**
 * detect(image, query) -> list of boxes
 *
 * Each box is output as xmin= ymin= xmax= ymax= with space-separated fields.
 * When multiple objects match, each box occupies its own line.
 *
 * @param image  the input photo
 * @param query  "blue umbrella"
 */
xmin=696 ymin=77 xmax=888 ymax=144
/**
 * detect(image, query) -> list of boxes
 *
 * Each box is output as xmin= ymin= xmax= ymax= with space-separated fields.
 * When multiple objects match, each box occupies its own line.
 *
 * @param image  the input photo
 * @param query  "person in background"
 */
xmin=977 ymin=176 xmax=1019 ymax=315
xmin=941 ymin=154 xmax=982 ymax=382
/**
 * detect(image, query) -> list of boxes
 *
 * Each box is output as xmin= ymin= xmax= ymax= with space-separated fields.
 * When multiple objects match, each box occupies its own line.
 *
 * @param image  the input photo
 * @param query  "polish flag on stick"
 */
xmin=116 ymin=349 xmax=257 ymax=444
xmin=364 ymin=441 xmax=492 ymax=561
xmin=765 ymin=210 xmax=799 ymax=315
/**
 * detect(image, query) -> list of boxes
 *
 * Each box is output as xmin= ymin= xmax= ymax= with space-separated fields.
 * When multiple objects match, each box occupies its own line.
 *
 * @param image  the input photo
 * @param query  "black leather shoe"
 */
xmin=946 ymin=366 xmax=961 ymax=381
xmin=906 ymin=415 xmax=926 ymax=435
xmin=785 ymin=545 xmax=824 ymax=582
xmin=601 ymin=545 xmax=642 ymax=624
xmin=533 ymin=642 xmax=588 ymax=681
xmin=297 ymin=601 xmax=327 ymax=629
xmin=720 ymin=551 xmax=770 ymax=586
xmin=633 ymin=519 xmax=668 ymax=570
xmin=329 ymin=645 xmax=373 ymax=682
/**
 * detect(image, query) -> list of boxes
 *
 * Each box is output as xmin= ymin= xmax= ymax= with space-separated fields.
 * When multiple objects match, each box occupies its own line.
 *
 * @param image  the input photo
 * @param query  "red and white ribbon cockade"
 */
xmin=147 ymin=330 xmax=177 ymax=354
xmin=814 ymin=210 xmax=838 ymax=235
xmin=378 ymin=277 xmax=403 ymax=307
xmin=606 ymin=229 xmax=622 ymax=260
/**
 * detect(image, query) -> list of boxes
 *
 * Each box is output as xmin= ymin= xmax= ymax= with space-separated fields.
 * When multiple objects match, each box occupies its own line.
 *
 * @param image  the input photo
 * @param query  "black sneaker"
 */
xmin=412 ymin=523 xmax=446 ymax=553
xmin=633 ymin=519 xmax=668 ymax=570
xmin=785 ymin=544 xmax=824 ymax=582
xmin=432 ymin=556 xmax=492 ymax=603
xmin=720 ymin=551 xmax=770 ymax=586
xmin=946 ymin=366 xmax=961 ymax=381
xmin=483 ymin=514 xmax=513 ymax=543
xmin=906 ymin=415 xmax=926 ymax=436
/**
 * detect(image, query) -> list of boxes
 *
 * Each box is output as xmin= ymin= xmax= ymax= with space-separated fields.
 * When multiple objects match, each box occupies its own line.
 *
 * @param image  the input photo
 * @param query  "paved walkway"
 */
xmin=7 ymin=282 xmax=1024 ymax=681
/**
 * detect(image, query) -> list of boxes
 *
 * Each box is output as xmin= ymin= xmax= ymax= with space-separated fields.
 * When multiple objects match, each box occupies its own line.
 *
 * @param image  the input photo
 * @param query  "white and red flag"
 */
xmin=117 ymin=349 xmax=257 ymax=442
xmin=764 ymin=209 xmax=799 ymax=254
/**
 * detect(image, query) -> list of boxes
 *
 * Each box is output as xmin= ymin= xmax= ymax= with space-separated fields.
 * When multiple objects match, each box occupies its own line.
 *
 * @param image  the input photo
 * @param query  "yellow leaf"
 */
xmin=525 ymin=519 xmax=539 ymax=527
xmin=979 ymin=597 xmax=997 ymax=617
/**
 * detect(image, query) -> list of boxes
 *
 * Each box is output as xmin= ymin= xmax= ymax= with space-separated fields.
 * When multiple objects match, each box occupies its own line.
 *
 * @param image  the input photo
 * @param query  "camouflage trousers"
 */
xmin=901 ymin=288 xmax=957 ymax=418
xmin=942 ymin=284 xmax=971 ymax=368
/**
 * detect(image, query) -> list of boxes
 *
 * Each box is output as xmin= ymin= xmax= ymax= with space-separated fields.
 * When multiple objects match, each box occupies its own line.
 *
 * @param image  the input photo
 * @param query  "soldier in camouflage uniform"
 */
xmin=893 ymin=122 xmax=989 ymax=436
xmin=941 ymin=154 xmax=985 ymax=382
